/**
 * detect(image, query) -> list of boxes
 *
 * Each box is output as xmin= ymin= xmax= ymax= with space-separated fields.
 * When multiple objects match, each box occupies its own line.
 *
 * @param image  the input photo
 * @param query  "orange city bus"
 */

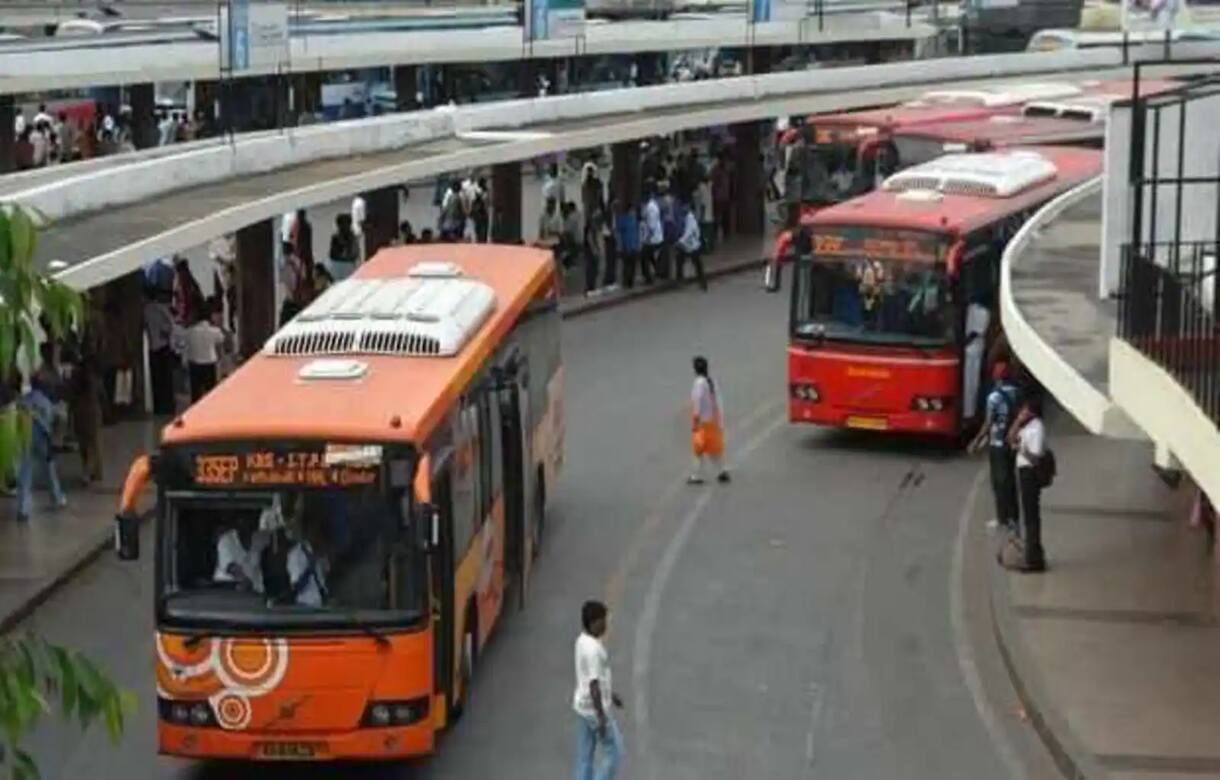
xmin=777 ymin=146 xmax=1102 ymax=437
xmin=120 ymin=244 xmax=563 ymax=761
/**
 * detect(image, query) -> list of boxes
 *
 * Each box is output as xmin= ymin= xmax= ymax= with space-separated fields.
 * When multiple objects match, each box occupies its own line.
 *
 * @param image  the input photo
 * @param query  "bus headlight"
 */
xmin=911 ymin=396 xmax=950 ymax=412
xmin=361 ymin=697 xmax=430 ymax=728
xmin=158 ymin=697 xmax=217 ymax=728
xmin=790 ymin=383 xmax=820 ymax=402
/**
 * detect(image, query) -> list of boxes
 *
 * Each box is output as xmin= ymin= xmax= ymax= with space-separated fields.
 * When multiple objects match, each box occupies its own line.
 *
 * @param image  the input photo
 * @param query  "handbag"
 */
xmin=996 ymin=528 xmax=1025 ymax=570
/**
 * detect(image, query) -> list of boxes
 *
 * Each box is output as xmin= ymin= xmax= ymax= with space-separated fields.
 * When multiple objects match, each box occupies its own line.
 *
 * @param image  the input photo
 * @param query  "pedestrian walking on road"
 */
xmin=688 ymin=356 xmax=729 ymax=484
xmin=573 ymin=600 xmax=623 ymax=780
xmin=1010 ymin=396 xmax=1050 ymax=572
xmin=970 ymin=362 xmax=1020 ymax=533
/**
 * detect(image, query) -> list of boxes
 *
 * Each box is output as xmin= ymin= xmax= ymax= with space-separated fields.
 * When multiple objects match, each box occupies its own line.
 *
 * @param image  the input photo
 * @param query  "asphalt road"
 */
xmin=20 ymin=272 xmax=1044 ymax=778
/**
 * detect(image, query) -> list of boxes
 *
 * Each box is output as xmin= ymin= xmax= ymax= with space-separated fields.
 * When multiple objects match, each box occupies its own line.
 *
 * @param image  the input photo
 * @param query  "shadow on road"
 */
xmin=792 ymin=426 xmax=967 ymax=463
xmin=183 ymin=760 xmax=426 ymax=779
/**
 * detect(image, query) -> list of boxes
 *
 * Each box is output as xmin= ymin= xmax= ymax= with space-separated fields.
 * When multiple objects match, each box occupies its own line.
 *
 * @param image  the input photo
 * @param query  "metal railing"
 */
xmin=1118 ymin=243 xmax=1220 ymax=425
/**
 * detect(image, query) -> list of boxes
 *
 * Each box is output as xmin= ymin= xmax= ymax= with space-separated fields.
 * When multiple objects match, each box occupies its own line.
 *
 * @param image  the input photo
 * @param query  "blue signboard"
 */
xmin=230 ymin=0 xmax=250 ymax=71
xmin=526 ymin=0 xmax=585 ymax=41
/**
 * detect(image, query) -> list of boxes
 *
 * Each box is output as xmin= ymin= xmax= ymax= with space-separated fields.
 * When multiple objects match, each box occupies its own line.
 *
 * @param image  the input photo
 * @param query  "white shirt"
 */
xmin=286 ymin=542 xmax=327 ymax=607
xmin=1016 ymin=418 xmax=1046 ymax=469
xmin=678 ymin=211 xmax=701 ymax=254
xmin=642 ymin=198 xmax=664 ymax=246
xmin=691 ymin=375 xmax=721 ymax=424
xmin=280 ymin=211 xmax=297 ymax=245
xmin=214 ymin=529 xmax=268 ymax=593
xmin=573 ymin=632 xmax=612 ymax=719
xmin=350 ymin=196 xmax=367 ymax=234
xmin=542 ymin=175 xmax=565 ymax=206
xmin=185 ymin=321 xmax=226 ymax=365
xmin=30 ymin=130 xmax=48 ymax=166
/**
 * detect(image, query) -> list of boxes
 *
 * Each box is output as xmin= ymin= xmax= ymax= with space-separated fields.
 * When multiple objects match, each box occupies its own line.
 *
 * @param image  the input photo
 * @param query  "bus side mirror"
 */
xmin=413 ymin=503 xmax=438 ymax=552
xmin=114 ymin=512 xmax=140 ymax=561
xmin=764 ymin=260 xmax=783 ymax=293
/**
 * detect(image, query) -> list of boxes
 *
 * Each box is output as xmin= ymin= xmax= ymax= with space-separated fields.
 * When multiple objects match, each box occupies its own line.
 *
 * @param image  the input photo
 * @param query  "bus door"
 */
xmin=496 ymin=358 xmax=532 ymax=609
xmin=429 ymin=468 xmax=457 ymax=715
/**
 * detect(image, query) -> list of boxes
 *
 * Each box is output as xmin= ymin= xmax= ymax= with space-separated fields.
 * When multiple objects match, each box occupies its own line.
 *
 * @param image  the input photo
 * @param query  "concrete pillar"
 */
xmin=0 ymin=95 xmax=13 ymax=174
xmin=732 ymin=121 xmax=765 ymax=237
xmin=129 ymin=82 xmax=156 ymax=150
xmin=394 ymin=65 xmax=420 ymax=112
xmin=492 ymin=162 xmax=523 ymax=244
xmin=362 ymin=186 xmax=400 ymax=260
xmin=236 ymin=219 xmax=276 ymax=359
xmin=746 ymin=46 xmax=774 ymax=77
xmin=611 ymin=141 xmax=641 ymax=208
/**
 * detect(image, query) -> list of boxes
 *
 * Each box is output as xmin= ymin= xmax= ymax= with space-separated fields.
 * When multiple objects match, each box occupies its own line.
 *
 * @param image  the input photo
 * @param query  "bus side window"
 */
xmin=477 ymin=393 xmax=494 ymax=521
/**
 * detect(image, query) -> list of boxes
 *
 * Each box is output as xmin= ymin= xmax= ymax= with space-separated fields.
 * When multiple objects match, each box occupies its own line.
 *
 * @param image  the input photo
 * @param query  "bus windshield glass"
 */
xmin=792 ymin=227 xmax=955 ymax=347
xmin=158 ymin=444 xmax=423 ymax=629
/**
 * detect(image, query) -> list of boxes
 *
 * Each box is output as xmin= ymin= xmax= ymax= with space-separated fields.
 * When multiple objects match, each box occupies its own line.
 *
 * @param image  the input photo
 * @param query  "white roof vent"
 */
xmin=884 ymin=151 xmax=1058 ymax=198
xmin=1022 ymin=95 xmax=1115 ymax=123
xmin=408 ymin=261 xmax=464 ymax=279
xmin=298 ymin=359 xmax=369 ymax=381
xmin=918 ymin=82 xmax=1083 ymax=108
xmin=897 ymin=189 xmax=945 ymax=203
xmin=267 ymin=274 xmax=496 ymax=358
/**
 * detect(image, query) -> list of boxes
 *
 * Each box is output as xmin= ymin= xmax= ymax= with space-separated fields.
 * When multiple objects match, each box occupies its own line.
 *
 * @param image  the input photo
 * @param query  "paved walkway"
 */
xmin=1010 ymin=190 xmax=1113 ymax=393
xmin=983 ymin=412 xmax=1220 ymax=779
xmin=0 ymin=230 xmax=769 ymax=632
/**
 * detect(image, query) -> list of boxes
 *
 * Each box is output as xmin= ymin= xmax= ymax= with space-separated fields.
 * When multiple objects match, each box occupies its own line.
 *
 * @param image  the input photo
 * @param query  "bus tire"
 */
xmin=532 ymin=467 xmax=546 ymax=560
xmin=451 ymin=605 xmax=477 ymax=721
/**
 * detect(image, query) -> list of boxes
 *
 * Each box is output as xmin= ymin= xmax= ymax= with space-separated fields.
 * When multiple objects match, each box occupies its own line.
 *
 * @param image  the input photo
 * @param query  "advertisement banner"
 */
xmin=526 ymin=0 xmax=586 ymax=40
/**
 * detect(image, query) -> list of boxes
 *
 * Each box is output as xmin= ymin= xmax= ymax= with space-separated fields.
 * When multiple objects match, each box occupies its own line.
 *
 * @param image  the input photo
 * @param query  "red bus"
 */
xmin=777 ymin=146 xmax=1103 ymax=437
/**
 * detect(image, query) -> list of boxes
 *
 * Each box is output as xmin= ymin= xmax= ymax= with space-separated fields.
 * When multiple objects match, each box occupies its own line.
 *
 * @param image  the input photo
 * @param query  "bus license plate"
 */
xmin=256 ymin=742 xmax=323 ymax=760
xmin=846 ymin=416 xmax=888 ymax=431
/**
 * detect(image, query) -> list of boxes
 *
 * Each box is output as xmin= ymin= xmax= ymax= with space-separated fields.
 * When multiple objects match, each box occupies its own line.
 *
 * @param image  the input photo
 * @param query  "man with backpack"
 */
xmin=970 ymin=362 xmax=1020 ymax=534
xmin=1010 ymin=396 xmax=1052 ymax=573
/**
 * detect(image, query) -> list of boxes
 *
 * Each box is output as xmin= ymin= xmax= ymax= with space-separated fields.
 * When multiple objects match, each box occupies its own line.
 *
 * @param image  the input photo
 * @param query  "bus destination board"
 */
xmin=193 ymin=446 xmax=381 ymax=488
xmin=812 ymin=228 xmax=941 ymax=263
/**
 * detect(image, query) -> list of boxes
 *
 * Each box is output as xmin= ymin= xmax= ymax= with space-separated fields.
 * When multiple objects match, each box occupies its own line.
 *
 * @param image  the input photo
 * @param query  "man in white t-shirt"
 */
xmin=573 ymin=600 xmax=623 ymax=780
xmin=214 ymin=525 xmax=269 ymax=592
xmin=1010 ymin=396 xmax=1048 ymax=572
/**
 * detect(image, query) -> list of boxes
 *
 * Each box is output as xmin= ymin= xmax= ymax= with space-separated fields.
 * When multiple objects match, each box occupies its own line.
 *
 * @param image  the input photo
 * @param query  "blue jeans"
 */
xmin=574 ymin=713 xmax=622 ymax=780
xmin=17 ymin=436 xmax=65 ymax=519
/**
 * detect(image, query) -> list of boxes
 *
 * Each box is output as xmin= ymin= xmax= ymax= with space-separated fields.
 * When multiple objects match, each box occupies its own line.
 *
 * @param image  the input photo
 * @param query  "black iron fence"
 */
xmin=1118 ymin=242 xmax=1220 ymax=425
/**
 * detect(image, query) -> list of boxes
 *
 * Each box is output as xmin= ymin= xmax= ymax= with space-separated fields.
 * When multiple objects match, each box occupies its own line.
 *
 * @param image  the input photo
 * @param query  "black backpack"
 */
xmin=1035 ymin=447 xmax=1057 ymax=488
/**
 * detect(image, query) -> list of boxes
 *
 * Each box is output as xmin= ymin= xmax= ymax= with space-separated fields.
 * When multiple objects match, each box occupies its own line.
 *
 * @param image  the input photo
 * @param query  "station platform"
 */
xmin=978 ymin=416 xmax=1220 ymax=779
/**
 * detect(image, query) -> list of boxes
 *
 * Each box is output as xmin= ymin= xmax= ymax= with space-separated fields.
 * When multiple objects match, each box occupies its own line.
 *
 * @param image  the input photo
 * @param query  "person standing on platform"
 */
xmin=185 ymin=302 xmax=228 ymax=404
xmin=470 ymin=177 xmax=490 ymax=243
xmin=15 ymin=366 xmax=67 ymax=522
xmin=970 ymin=362 xmax=1020 ymax=533
xmin=688 ymin=355 xmax=729 ymax=485
xmin=144 ymin=288 xmax=177 ymax=417
xmin=572 ymin=600 xmax=623 ymax=780
xmin=1010 ymin=397 xmax=1049 ymax=572
xmin=613 ymin=198 xmax=641 ymax=289
xmin=675 ymin=202 xmax=707 ymax=291
xmin=328 ymin=214 xmax=360 ymax=281
xmin=641 ymin=185 xmax=664 ymax=284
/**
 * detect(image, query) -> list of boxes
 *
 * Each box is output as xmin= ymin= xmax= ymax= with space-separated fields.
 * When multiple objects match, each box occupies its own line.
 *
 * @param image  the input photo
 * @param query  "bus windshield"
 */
xmin=792 ymin=228 xmax=955 ymax=347
xmin=158 ymin=447 xmax=424 ymax=630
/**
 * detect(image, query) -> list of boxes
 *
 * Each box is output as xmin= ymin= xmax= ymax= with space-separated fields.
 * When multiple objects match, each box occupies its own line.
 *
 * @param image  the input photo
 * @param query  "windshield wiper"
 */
xmin=292 ymin=605 xmax=393 ymax=649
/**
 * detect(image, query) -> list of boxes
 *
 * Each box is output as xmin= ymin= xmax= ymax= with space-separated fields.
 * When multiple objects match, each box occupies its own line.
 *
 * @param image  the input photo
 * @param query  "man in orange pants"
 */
xmin=688 ymin=356 xmax=729 ymax=485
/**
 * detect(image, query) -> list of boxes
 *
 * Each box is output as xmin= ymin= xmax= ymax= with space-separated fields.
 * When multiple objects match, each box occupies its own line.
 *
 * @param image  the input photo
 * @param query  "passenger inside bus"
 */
xmin=801 ymin=256 xmax=954 ymax=344
xmin=169 ymin=486 xmax=412 ymax=615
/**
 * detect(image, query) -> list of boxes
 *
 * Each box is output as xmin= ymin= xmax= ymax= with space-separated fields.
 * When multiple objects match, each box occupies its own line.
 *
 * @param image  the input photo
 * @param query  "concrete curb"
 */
xmin=560 ymin=256 xmax=766 ymax=319
xmin=1 ymin=255 xmax=765 ymax=633
xmin=983 ymin=489 xmax=1109 ymax=780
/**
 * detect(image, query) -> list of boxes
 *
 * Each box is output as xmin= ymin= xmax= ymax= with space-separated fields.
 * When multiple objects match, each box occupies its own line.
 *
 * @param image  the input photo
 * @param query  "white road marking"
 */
xmin=805 ymin=682 xmax=824 ymax=766
xmin=456 ymin=129 xmax=554 ymax=142
xmin=950 ymin=466 xmax=1027 ymax=779
xmin=630 ymin=415 xmax=785 ymax=777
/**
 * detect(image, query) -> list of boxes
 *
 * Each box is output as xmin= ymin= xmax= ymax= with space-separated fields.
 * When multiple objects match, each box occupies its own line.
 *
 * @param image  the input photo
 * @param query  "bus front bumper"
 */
xmin=789 ymin=399 xmax=957 ymax=436
xmin=158 ymin=722 xmax=434 ymax=761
